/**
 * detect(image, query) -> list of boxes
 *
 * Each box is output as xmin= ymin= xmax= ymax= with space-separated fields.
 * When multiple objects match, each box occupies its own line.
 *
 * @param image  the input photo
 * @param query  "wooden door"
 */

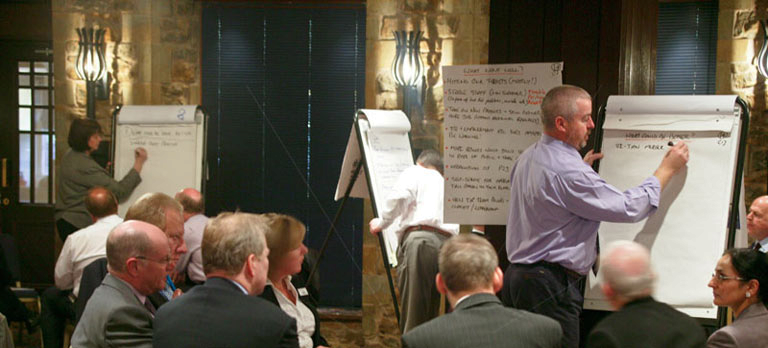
xmin=0 ymin=41 xmax=56 ymax=287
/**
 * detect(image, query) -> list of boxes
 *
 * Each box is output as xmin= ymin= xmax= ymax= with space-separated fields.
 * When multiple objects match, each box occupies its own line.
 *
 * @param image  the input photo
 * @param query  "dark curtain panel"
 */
xmin=202 ymin=3 xmax=365 ymax=307
xmin=656 ymin=1 xmax=718 ymax=95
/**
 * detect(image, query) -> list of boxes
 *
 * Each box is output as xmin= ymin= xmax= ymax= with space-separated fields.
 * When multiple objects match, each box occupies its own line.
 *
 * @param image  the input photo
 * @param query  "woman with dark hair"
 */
xmin=260 ymin=213 xmax=329 ymax=348
xmin=707 ymin=248 xmax=768 ymax=348
xmin=55 ymin=118 xmax=147 ymax=241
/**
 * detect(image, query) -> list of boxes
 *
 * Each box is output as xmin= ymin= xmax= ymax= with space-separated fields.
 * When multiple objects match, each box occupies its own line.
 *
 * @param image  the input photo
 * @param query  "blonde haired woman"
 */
xmin=260 ymin=213 xmax=329 ymax=348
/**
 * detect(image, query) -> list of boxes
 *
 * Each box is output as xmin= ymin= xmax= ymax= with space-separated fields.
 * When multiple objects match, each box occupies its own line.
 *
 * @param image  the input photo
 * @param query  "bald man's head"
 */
xmin=748 ymin=196 xmax=768 ymax=241
xmin=85 ymin=186 xmax=118 ymax=219
xmin=600 ymin=241 xmax=656 ymax=305
xmin=175 ymin=188 xmax=204 ymax=216
xmin=106 ymin=220 xmax=170 ymax=295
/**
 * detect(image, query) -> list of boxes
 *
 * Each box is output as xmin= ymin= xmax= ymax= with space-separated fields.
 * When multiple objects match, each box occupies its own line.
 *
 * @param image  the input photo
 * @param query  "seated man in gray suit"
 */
xmin=152 ymin=212 xmax=298 ymax=348
xmin=125 ymin=192 xmax=187 ymax=306
xmin=402 ymin=234 xmax=562 ymax=348
xmin=71 ymin=220 xmax=172 ymax=348
xmin=586 ymin=241 xmax=705 ymax=348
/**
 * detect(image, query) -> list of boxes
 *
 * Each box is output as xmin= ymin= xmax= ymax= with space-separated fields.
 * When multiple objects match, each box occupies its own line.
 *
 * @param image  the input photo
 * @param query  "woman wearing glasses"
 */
xmin=707 ymin=248 xmax=768 ymax=348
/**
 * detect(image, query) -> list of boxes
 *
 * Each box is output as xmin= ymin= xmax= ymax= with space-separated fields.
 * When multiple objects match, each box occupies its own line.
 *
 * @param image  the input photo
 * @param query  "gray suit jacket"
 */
xmin=71 ymin=274 xmax=154 ymax=348
xmin=55 ymin=149 xmax=141 ymax=228
xmin=401 ymin=293 xmax=562 ymax=348
xmin=707 ymin=302 xmax=768 ymax=348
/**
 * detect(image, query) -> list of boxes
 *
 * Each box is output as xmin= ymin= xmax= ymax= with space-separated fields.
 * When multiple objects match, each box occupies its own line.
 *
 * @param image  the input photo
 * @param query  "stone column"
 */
xmin=363 ymin=1 xmax=488 ymax=347
xmin=717 ymin=0 xmax=768 ymax=202
xmin=53 ymin=0 xmax=201 ymax=163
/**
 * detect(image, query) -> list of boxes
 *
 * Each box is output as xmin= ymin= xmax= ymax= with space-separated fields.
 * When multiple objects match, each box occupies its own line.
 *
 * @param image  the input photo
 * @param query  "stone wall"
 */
xmin=718 ymin=0 xmax=768 ymax=202
xmin=363 ymin=1 xmax=489 ymax=347
xmin=52 ymin=0 xmax=201 ymax=161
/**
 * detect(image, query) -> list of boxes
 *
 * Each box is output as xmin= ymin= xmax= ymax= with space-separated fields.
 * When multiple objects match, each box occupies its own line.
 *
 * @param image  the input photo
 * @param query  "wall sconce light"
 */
xmin=392 ymin=30 xmax=425 ymax=123
xmin=75 ymin=27 xmax=108 ymax=119
xmin=758 ymin=20 xmax=768 ymax=78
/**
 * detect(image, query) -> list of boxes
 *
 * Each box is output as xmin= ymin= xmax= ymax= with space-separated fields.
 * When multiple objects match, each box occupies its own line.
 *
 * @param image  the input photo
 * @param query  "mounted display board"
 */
xmin=112 ymin=105 xmax=207 ymax=216
xmin=442 ymin=62 xmax=563 ymax=224
xmin=583 ymin=95 xmax=746 ymax=320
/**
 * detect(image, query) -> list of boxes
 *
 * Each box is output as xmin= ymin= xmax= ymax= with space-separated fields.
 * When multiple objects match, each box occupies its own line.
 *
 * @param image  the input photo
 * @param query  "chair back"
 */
xmin=0 ymin=234 xmax=21 ymax=284
xmin=75 ymin=257 xmax=107 ymax=323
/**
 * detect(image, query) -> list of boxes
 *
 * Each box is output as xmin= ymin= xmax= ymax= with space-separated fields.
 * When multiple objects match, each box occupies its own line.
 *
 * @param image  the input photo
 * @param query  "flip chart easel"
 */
xmin=111 ymin=105 xmax=208 ymax=216
xmin=332 ymin=109 xmax=415 ymax=327
xmin=585 ymin=96 xmax=749 ymax=327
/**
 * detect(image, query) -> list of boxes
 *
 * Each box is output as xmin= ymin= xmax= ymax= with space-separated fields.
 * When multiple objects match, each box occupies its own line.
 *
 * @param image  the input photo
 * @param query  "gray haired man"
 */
xmin=586 ymin=241 xmax=705 ymax=348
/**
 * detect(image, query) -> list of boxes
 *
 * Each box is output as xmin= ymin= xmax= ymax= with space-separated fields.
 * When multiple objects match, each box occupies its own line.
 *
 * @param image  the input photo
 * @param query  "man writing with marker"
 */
xmin=500 ymin=85 xmax=689 ymax=348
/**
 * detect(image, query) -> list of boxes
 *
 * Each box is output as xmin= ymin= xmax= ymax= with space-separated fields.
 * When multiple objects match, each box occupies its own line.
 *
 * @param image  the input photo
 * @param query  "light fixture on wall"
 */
xmin=392 ymin=30 xmax=425 ymax=122
xmin=75 ymin=27 xmax=108 ymax=119
xmin=758 ymin=20 xmax=768 ymax=78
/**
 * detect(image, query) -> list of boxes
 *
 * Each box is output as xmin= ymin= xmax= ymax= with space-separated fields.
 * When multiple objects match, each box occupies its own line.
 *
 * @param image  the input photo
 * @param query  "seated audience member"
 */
xmin=0 ymin=237 xmax=35 ymax=333
xmin=42 ymin=187 xmax=121 ymax=348
xmin=261 ymin=214 xmax=328 ymax=348
xmin=747 ymin=196 xmax=768 ymax=252
xmin=71 ymin=220 xmax=171 ymax=348
xmin=586 ymin=241 xmax=705 ymax=348
xmin=173 ymin=188 xmax=208 ymax=286
xmin=125 ymin=192 xmax=187 ymax=307
xmin=153 ymin=212 xmax=299 ymax=348
xmin=401 ymin=234 xmax=561 ymax=348
xmin=707 ymin=248 xmax=768 ymax=348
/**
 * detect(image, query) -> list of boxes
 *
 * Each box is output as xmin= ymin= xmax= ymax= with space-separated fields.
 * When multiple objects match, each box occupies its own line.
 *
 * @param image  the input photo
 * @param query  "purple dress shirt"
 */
xmin=506 ymin=135 xmax=661 ymax=275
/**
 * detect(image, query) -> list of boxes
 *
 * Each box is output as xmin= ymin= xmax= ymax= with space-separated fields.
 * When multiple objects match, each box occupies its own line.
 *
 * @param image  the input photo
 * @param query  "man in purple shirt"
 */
xmin=500 ymin=85 xmax=689 ymax=348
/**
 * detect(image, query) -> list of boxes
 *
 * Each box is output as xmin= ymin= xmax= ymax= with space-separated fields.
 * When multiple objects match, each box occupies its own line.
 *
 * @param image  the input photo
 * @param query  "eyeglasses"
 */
xmin=135 ymin=255 xmax=171 ymax=265
xmin=711 ymin=273 xmax=747 ymax=282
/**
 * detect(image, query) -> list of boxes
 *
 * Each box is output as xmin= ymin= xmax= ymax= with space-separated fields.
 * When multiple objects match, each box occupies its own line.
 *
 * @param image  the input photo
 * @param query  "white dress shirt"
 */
xmin=758 ymin=236 xmax=768 ymax=252
xmin=267 ymin=278 xmax=316 ymax=348
xmin=378 ymin=165 xmax=459 ymax=240
xmin=54 ymin=214 xmax=122 ymax=296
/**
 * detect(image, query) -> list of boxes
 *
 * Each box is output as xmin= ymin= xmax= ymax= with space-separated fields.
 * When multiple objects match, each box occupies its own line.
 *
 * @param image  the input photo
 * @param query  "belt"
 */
xmin=535 ymin=261 xmax=583 ymax=280
xmin=400 ymin=224 xmax=453 ymax=244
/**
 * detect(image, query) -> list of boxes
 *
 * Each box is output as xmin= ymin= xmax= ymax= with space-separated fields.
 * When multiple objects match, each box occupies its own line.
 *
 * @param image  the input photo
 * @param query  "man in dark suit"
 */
xmin=586 ymin=241 xmax=706 ymax=348
xmin=71 ymin=220 xmax=171 ymax=348
xmin=152 ymin=212 xmax=299 ymax=348
xmin=747 ymin=195 xmax=768 ymax=252
xmin=402 ymin=234 xmax=561 ymax=348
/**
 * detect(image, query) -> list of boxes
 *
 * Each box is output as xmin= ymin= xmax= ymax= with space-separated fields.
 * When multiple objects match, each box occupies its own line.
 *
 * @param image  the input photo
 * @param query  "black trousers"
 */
xmin=41 ymin=287 xmax=75 ymax=348
xmin=0 ymin=287 xmax=29 ymax=322
xmin=500 ymin=262 xmax=585 ymax=348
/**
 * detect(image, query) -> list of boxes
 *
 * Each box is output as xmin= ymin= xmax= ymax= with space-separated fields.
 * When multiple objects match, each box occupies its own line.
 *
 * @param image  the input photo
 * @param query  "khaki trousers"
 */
xmin=396 ymin=230 xmax=448 ymax=333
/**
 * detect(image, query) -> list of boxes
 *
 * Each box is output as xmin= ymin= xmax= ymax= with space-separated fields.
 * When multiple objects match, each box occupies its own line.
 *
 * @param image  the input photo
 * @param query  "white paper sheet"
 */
xmin=442 ymin=62 xmax=563 ymax=224
xmin=584 ymin=95 xmax=741 ymax=319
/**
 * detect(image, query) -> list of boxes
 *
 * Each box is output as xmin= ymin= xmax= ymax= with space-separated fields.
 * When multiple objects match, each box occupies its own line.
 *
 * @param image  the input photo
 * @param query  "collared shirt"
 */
xmin=223 ymin=278 xmax=249 ymax=295
xmin=454 ymin=294 xmax=472 ymax=307
xmin=506 ymin=135 xmax=660 ymax=275
xmin=758 ymin=237 xmax=768 ymax=252
xmin=54 ymin=214 xmax=123 ymax=297
xmin=175 ymin=214 xmax=208 ymax=283
xmin=266 ymin=277 xmax=315 ymax=348
xmin=158 ymin=279 xmax=174 ymax=301
xmin=379 ymin=165 xmax=459 ymax=240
